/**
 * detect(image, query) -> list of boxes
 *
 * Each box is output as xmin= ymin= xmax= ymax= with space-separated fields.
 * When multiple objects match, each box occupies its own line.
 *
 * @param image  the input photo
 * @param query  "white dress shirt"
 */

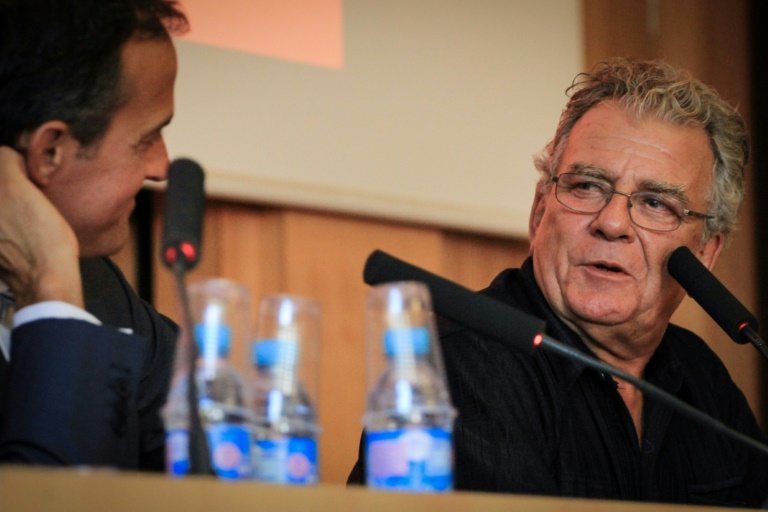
xmin=0 ymin=280 xmax=102 ymax=362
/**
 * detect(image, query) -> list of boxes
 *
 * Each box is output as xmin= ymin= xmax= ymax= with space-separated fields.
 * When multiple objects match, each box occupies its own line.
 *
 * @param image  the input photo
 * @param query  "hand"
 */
xmin=0 ymin=146 xmax=83 ymax=309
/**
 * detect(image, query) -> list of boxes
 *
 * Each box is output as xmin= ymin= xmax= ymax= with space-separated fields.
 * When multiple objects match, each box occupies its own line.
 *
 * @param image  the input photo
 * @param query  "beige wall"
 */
xmin=165 ymin=0 xmax=582 ymax=239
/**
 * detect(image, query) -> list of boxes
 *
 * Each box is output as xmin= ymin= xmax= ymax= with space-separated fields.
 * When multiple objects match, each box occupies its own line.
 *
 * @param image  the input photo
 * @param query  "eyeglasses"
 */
xmin=551 ymin=173 xmax=713 ymax=233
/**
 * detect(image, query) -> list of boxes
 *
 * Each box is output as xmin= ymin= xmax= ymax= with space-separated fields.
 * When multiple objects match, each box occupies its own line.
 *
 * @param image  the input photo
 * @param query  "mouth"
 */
xmin=589 ymin=262 xmax=626 ymax=274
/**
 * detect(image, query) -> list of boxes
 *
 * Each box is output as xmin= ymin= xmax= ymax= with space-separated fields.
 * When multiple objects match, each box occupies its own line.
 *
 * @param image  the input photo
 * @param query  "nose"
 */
xmin=589 ymin=191 xmax=636 ymax=241
xmin=144 ymin=138 xmax=170 ymax=182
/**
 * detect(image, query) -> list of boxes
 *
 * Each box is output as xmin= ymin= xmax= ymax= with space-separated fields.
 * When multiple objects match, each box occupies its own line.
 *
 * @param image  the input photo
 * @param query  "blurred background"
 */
xmin=113 ymin=0 xmax=767 ymax=484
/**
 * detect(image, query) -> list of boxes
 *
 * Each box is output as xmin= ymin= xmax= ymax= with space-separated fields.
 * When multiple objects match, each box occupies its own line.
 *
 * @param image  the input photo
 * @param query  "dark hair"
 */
xmin=0 ymin=0 xmax=188 ymax=148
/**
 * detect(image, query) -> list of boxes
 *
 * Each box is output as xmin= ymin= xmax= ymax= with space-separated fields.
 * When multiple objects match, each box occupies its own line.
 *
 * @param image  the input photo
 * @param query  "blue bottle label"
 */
xmin=206 ymin=423 xmax=252 ymax=480
xmin=166 ymin=429 xmax=189 ymax=477
xmin=253 ymin=437 xmax=318 ymax=484
xmin=366 ymin=427 xmax=452 ymax=492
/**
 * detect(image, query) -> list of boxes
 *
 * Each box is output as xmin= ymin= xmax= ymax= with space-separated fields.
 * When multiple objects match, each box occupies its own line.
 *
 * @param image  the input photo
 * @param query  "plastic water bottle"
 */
xmin=162 ymin=278 xmax=252 ymax=478
xmin=251 ymin=340 xmax=319 ymax=483
xmin=250 ymin=295 xmax=321 ymax=484
xmin=194 ymin=322 xmax=253 ymax=480
xmin=364 ymin=281 xmax=456 ymax=492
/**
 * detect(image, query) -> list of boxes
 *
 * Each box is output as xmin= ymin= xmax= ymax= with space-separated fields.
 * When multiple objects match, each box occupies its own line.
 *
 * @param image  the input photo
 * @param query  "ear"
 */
xmin=528 ymin=182 xmax=549 ymax=241
xmin=695 ymin=231 xmax=724 ymax=271
xmin=16 ymin=121 xmax=71 ymax=187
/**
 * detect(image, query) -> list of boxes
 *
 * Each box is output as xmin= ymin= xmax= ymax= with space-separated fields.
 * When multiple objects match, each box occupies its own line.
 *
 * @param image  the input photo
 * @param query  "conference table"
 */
xmin=0 ymin=466 xmax=746 ymax=511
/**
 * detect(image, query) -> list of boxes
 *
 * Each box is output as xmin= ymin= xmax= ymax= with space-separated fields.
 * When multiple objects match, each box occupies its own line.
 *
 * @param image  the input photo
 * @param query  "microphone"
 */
xmin=364 ymin=250 xmax=542 ymax=354
xmin=363 ymin=249 xmax=768 ymax=458
xmin=160 ymin=157 xmax=212 ymax=476
xmin=668 ymin=246 xmax=768 ymax=359
xmin=161 ymin=158 xmax=205 ymax=272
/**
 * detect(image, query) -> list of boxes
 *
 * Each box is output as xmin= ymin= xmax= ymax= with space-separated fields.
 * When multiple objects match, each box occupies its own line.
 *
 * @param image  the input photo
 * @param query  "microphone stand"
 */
xmin=161 ymin=157 xmax=210 ymax=475
xmin=536 ymin=334 xmax=768 ymax=458
xmin=171 ymin=260 xmax=214 ymax=476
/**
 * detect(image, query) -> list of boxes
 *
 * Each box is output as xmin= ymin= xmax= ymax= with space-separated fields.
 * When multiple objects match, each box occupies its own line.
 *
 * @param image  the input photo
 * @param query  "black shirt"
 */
xmin=349 ymin=258 xmax=768 ymax=508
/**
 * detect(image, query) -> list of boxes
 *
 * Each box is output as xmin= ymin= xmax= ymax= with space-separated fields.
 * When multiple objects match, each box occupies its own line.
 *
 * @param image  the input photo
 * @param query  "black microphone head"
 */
xmin=363 ymin=250 xmax=393 ymax=286
xmin=668 ymin=246 xmax=757 ymax=344
xmin=161 ymin=158 xmax=205 ymax=271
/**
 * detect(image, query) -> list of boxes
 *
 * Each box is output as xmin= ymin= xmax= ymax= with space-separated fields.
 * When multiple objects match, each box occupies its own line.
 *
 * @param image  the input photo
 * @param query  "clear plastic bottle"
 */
xmin=194 ymin=322 xmax=253 ymax=480
xmin=250 ymin=338 xmax=319 ymax=484
xmin=364 ymin=282 xmax=456 ymax=492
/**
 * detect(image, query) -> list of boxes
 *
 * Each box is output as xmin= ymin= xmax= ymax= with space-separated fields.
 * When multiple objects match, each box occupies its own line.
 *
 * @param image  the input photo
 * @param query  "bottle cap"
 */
xmin=194 ymin=323 xmax=232 ymax=357
xmin=253 ymin=339 xmax=299 ymax=367
xmin=383 ymin=327 xmax=430 ymax=357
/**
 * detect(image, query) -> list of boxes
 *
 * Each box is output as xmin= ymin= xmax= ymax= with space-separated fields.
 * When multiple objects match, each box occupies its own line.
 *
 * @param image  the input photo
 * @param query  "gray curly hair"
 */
xmin=534 ymin=58 xmax=748 ymax=243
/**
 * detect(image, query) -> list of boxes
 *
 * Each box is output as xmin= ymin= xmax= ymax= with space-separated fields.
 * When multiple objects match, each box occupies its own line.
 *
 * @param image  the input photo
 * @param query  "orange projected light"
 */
xmin=179 ymin=0 xmax=343 ymax=68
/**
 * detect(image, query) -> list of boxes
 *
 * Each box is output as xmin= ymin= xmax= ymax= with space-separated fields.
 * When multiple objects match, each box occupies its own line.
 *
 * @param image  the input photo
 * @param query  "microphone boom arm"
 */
xmin=536 ymin=334 xmax=768 ymax=457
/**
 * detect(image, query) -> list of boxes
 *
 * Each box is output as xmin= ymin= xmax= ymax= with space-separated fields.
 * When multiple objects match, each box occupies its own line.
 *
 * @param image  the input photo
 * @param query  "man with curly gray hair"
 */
xmin=347 ymin=58 xmax=768 ymax=507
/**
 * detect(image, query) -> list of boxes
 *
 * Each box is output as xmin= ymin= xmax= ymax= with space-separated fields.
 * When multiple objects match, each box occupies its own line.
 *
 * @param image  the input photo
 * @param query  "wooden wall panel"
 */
xmin=441 ymin=231 xmax=530 ymax=291
xmin=205 ymin=203 xmax=285 ymax=370
xmin=583 ymin=0 xmax=656 ymax=64
xmin=656 ymin=0 xmax=711 ymax=75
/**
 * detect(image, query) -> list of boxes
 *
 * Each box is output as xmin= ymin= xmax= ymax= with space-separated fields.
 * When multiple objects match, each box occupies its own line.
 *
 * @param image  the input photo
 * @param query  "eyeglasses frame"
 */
xmin=550 ymin=173 xmax=713 ymax=233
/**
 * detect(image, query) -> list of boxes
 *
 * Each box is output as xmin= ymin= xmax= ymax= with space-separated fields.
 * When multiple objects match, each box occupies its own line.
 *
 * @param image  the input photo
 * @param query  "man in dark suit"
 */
xmin=0 ymin=0 xmax=188 ymax=470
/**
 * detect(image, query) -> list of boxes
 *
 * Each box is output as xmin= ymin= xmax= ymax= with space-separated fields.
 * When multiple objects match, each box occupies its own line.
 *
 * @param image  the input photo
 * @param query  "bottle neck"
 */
xmin=197 ymin=354 xmax=228 ymax=378
xmin=387 ymin=352 xmax=428 ymax=381
xmin=256 ymin=363 xmax=300 ymax=395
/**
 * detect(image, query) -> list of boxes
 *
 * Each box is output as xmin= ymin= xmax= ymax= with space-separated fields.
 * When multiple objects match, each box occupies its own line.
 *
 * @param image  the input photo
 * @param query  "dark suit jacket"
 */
xmin=0 ymin=257 xmax=177 ymax=470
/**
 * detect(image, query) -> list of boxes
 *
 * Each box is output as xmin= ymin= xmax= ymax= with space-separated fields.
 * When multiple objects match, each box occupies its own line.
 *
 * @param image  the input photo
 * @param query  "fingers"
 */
xmin=0 ymin=146 xmax=83 ymax=309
